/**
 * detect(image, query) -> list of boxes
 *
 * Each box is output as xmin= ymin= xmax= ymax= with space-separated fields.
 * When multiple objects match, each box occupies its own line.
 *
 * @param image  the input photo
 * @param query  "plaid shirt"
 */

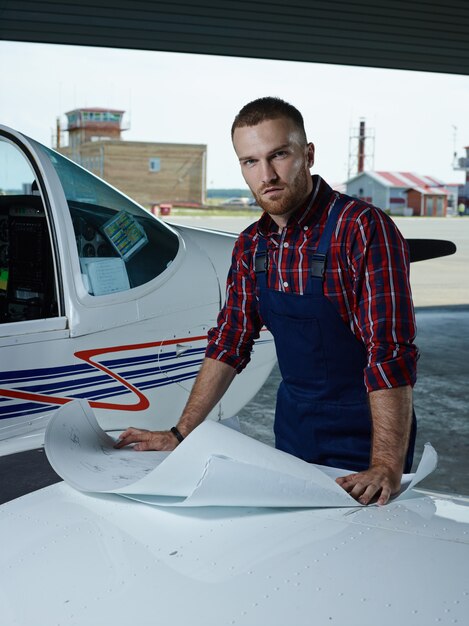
xmin=206 ymin=176 xmax=417 ymax=392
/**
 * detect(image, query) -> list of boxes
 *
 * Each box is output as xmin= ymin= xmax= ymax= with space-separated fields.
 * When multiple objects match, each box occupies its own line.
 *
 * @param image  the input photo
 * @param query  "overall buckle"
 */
xmin=310 ymin=253 xmax=326 ymax=278
xmin=255 ymin=251 xmax=268 ymax=273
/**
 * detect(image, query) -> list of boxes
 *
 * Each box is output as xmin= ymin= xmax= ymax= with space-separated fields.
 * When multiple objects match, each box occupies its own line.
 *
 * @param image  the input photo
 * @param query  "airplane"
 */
xmin=0 ymin=124 xmax=277 ymax=457
xmin=1 ymin=125 xmax=467 ymax=626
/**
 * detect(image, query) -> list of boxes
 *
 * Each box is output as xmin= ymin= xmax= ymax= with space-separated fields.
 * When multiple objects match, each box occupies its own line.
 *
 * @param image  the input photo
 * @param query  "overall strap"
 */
xmin=254 ymin=193 xmax=349 ymax=294
xmin=309 ymin=193 xmax=348 ymax=296
xmin=254 ymin=234 xmax=268 ymax=290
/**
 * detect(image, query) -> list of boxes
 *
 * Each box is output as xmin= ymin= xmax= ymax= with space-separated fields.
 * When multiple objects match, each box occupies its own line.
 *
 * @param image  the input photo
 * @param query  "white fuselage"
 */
xmin=0 ymin=125 xmax=276 ymax=455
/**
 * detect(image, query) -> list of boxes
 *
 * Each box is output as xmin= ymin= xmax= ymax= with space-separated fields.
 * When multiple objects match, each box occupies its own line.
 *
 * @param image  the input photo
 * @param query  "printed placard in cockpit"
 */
xmin=102 ymin=211 xmax=148 ymax=261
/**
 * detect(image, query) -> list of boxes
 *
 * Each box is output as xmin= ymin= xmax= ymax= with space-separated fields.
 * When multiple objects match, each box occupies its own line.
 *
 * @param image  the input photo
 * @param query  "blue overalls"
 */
xmin=255 ymin=195 xmax=416 ymax=472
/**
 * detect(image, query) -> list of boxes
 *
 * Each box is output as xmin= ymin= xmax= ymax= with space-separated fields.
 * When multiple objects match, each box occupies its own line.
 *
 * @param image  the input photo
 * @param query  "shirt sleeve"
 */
xmin=343 ymin=206 xmax=418 ymax=392
xmin=205 ymin=233 xmax=263 ymax=373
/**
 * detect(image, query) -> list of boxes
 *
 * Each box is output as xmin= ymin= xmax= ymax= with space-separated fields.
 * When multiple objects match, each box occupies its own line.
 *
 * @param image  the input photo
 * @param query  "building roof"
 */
xmin=351 ymin=171 xmax=447 ymax=189
xmin=406 ymin=186 xmax=448 ymax=196
xmin=66 ymin=108 xmax=125 ymax=114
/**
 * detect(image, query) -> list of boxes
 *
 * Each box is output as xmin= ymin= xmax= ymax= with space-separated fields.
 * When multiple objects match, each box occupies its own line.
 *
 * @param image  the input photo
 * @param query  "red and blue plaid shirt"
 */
xmin=206 ymin=175 xmax=417 ymax=392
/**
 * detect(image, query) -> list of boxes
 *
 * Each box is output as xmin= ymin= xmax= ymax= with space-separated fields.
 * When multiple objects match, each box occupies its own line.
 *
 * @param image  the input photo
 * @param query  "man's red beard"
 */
xmin=253 ymin=167 xmax=311 ymax=217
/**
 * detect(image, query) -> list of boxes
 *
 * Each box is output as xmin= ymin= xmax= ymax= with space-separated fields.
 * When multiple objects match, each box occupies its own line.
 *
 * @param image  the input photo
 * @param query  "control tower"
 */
xmin=65 ymin=108 xmax=125 ymax=162
xmin=454 ymin=145 xmax=469 ymax=206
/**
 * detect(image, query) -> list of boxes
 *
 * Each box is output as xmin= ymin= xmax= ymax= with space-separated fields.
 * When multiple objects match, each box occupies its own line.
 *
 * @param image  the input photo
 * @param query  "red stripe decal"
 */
xmin=0 ymin=334 xmax=208 ymax=412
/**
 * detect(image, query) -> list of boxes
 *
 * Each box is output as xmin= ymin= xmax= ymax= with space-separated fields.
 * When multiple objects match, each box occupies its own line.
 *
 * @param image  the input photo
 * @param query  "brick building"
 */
xmin=405 ymin=186 xmax=448 ymax=216
xmin=57 ymin=108 xmax=207 ymax=209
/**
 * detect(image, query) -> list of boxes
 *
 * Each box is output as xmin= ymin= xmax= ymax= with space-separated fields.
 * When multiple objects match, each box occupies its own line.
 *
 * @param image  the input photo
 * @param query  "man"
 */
xmin=116 ymin=97 xmax=417 ymax=506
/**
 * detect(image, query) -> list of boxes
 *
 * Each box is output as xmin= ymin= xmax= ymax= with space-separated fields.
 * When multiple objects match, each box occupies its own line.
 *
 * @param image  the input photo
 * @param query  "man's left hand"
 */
xmin=114 ymin=427 xmax=178 ymax=451
xmin=335 ymin=465 xmax=402 ymax=506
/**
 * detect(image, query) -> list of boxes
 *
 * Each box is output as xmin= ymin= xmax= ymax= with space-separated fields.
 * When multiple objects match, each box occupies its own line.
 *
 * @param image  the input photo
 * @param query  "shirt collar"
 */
xmin=257 ymin=175 xmax=333 ymax=237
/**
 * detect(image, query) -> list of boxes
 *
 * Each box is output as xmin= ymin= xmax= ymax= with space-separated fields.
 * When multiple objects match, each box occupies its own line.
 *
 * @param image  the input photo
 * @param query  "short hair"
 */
xmin=231 ymin=97 xmax=307 ymax=142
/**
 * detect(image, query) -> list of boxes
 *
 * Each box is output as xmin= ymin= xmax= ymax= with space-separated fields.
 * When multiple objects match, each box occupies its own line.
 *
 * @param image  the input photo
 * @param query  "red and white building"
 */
xmin=346 ymin=171 xmax=456 ymax=216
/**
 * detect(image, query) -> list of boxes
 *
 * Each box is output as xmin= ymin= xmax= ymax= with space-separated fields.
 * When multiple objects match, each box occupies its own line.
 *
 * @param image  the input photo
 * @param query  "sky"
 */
xmin=1 ymin=41 xmax=468 ymax=189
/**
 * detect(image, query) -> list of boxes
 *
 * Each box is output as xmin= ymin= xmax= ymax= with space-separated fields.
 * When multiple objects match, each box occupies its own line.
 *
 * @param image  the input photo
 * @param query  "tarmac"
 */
xmin=0 ymin=216 xmax=468 ymax=504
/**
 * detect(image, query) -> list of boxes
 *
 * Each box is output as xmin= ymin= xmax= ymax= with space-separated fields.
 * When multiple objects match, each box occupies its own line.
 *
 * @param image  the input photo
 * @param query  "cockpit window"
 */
xmin=36 ymin=142 xmax=180 ymax=297
xmin=0 ymin=137 xmax=58 ymax=323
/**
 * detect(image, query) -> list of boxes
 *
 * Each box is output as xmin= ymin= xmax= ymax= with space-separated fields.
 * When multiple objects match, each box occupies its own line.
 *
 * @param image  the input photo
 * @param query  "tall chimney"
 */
xmin=358 ymin=119 xmax=365 ymax=173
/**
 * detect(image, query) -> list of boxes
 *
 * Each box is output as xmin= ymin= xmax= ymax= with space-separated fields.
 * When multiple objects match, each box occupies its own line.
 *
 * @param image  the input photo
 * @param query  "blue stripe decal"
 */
xmin=100 ymin=354 xmax=160 ymax=368
xmin=14 ymin=373 xmax=114 ymax=395
xmin=0 ymin=366 xmax=201 ymax=419
xmin=0 ymin=363 xmax=94 ymax=384
xmin=0 ymin=348 xmax=207 ymax=385
xmin=0 ymin=337 xmax=273 ymax=419
xmin=3 ymin=358 xmax=204 ymax=399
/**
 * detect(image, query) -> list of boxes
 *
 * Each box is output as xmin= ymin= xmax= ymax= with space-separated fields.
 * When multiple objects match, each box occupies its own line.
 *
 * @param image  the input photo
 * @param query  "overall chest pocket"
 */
xmin=268 ymin=310 xmax=327 ymax=387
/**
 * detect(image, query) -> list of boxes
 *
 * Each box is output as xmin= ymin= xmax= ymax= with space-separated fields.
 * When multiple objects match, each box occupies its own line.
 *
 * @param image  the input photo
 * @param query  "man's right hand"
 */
xmin=114 ymin=358 xmax=236 ymax=453
xmin=114 ymin=427 xmax=179 ymax=451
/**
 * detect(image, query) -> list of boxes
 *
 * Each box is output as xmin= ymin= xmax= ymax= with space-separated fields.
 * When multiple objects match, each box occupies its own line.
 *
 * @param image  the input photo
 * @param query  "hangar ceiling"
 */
xmin=0 ymin=0 xmax=468 ymax=76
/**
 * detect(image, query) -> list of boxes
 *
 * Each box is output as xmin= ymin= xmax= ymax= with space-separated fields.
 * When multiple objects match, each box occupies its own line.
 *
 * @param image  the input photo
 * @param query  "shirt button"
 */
xmin=283 ymin=281 xmax=289 ymax=288
xmin=303 ymin=226 xmax=308 ymax=231
xmin=283 ymin=242 xmax=289 ymax=248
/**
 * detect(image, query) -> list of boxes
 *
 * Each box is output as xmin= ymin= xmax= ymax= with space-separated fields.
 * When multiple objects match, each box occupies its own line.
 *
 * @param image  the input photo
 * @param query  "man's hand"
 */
xmin=335 ymin=465 xmax=402 ymax=506
xmin=114 ymin=428 xmax=179 ymax=451
xmin=114 ymin=359 xmax=236 ymax=453
xmin=337 ymin=385 xmax=413 ymax=506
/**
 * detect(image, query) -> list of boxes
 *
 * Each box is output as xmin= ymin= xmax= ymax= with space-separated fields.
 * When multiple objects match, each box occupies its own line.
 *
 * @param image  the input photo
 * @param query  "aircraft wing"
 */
xmin=1 ymin=480 xmax=468 ymax=625
xmin=407 ymin=239 xmax=457 ymax=262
